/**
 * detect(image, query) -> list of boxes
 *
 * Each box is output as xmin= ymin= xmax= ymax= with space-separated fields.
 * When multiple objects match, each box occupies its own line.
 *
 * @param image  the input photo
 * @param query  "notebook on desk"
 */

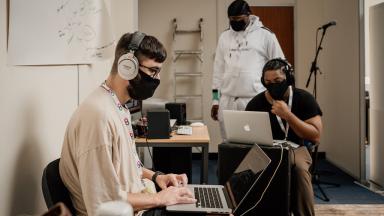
xmin=166 ymin=144 xmax=271 ymax=214
xmin=223 ymin=110 xmax=298 ymax=147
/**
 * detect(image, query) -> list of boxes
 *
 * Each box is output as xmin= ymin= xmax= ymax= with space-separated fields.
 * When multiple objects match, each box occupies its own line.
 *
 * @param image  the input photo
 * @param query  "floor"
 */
xmin=314 ymin=204 xmax=384 ymax=216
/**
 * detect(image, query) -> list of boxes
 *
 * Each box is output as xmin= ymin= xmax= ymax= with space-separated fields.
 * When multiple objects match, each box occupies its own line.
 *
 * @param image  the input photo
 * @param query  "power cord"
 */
xmin=140 ymin=109 xmax=155 ymax=170
xmin=237 ymin=144 xmax=284 ymax=216
xmin=233 ymin=158 xmax=269 ymax=214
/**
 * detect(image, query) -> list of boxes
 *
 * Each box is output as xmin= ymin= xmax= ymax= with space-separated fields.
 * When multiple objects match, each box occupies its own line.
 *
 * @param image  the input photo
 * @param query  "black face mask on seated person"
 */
xmin=266 ymin=79 xmax=289 ymax=101
xmin=230 ymin=20 xmax=248 ymax=32
xmin=127 ymin=70 xmax=160 ymax=101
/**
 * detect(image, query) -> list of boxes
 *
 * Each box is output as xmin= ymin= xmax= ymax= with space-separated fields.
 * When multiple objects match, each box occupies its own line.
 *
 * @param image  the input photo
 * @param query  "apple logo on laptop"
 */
xmin=243 ymin=124 xmax=251 ymax=132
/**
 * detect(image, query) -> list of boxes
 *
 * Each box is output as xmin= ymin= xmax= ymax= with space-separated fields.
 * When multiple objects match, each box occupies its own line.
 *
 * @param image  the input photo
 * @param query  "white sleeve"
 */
xmin=212 ymin=34 xmax=225 ymax=91
xmin=266 ymin=33 xmax=285 ymax=59
xmin=77 ymin=121 xmax=126 ymax=216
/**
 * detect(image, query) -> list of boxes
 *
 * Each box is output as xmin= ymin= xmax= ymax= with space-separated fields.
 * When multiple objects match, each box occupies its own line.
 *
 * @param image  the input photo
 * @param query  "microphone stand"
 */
xmin=306 ymin=26 xmax=340 ymax=202
xmin=305 ymin=27 xmax=329 ymax=99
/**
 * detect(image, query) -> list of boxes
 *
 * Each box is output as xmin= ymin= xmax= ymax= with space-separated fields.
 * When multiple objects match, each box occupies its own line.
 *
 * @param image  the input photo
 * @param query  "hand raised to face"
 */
xmin=271 ymin=100 xmax=291 ymax=120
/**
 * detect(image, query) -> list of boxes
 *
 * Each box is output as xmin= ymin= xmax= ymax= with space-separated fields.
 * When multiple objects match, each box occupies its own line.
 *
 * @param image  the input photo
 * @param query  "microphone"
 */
xmin=318 ymin=21 xmax=336 ymax=30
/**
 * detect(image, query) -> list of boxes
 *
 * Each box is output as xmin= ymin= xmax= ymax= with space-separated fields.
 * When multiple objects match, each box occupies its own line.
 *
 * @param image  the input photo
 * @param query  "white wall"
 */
xmin=364 ymin=0 xmax=384 ymax=91
xmin=0 ymin=0 xmax=137 ymax=215
xmin=296 ymin=0 xmax=362 ymax=179
xmin=368 ymin=2 xmax=384 ymax=187
xmin=139 ymin=0 xmax=221 ymax=151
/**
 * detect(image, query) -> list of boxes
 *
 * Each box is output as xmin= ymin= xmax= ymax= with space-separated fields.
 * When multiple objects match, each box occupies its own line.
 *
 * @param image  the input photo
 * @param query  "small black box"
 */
xmin=165 ymin=102 xmax=186 ymax=125
xmin=147 ymin=109 xmax=170 ymax=139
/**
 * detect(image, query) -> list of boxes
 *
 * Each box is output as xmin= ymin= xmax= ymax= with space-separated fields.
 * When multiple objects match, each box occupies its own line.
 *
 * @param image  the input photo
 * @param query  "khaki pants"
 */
xmin=290 ymin=146 xmax=315 ymax=216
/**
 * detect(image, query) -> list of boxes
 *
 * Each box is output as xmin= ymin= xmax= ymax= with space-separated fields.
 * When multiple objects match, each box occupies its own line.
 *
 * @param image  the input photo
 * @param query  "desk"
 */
xmin=135 ymin=126 xmax=210 ymax=184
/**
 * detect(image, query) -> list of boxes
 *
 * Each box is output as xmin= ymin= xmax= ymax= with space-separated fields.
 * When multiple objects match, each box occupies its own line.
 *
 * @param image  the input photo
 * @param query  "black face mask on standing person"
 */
xmin=127 ymin=70 xmax=160 ymax=101
xmin=266 ymin=80 xmax=289 ymax=100
xmin=230 ymin=19 xmax=248 ymax=32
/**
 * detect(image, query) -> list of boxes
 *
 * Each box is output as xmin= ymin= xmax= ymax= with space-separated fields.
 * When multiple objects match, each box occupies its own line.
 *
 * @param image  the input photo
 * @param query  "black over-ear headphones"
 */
xmin=117 ymin=31 xmax=146 ymax=80
xmin=261 ymin=58 xmax=295 ymax=87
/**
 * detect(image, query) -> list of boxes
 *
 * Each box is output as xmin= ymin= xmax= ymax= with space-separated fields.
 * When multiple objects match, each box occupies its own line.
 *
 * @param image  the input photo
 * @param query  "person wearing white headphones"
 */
xmin=211 ymin=0 xmax=285 ymax=141
xmin=246 ymin=59 xmax=323 ymax=216
xmin=59 ymin=32 xmax=196 ymax=216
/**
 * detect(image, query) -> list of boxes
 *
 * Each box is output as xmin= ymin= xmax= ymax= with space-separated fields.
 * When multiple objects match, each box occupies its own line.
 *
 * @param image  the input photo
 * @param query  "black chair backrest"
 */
xmin=42 ymin=158 xmax=76 ymax=215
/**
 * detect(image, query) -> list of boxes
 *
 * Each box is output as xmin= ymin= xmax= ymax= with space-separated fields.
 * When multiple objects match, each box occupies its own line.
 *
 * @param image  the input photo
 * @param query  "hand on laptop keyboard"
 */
xmin=156 ymin=186 xmax=196 ymax=206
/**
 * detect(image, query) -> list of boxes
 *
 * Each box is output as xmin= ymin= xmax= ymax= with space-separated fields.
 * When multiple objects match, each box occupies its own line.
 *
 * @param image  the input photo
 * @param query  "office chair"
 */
xmin=42 ymin=158 xmax=76 ymax=215
xmin=41 ymin=202 xmax=72 ymax=216
xmin=307 ymin=142 xmax=340 ymax=202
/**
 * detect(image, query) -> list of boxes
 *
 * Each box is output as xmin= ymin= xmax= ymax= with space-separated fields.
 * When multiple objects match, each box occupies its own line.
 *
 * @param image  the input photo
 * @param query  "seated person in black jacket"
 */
xmin=245 ymin=58 xmax=322 ymax=216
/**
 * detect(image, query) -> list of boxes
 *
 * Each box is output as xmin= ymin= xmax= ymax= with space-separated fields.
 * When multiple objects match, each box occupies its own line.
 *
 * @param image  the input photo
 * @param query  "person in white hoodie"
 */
xmin=211 ymin=0 xmax=285 ymax=140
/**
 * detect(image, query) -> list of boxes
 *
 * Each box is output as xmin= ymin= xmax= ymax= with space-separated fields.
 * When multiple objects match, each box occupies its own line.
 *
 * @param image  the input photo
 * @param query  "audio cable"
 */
xmin=238 ymin=144 xmax=284 ymax=216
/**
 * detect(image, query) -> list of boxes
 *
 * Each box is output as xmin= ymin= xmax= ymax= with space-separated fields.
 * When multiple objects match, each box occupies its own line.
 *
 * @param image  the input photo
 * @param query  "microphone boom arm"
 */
xmin=305 ymin=27 xmax=329 ymax=98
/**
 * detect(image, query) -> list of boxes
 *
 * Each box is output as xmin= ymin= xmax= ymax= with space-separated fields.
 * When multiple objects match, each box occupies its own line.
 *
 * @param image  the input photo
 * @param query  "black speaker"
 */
xmin=165 ymin=102 xmax=186 ymax=125
xmin=218 ymin=143 xmax=291 ymax=216
xmin=147 ymin=109 xmax=170 ymax=139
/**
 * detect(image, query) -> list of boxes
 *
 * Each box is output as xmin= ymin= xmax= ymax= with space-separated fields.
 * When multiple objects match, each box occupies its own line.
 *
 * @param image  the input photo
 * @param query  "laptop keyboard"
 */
xmin=194 ymin=187 xmax=224 ymax=209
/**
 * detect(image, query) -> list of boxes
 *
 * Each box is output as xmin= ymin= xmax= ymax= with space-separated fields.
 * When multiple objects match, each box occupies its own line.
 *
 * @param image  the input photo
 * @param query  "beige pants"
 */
xmin=290 ymin=146 xmax=315 ymax=216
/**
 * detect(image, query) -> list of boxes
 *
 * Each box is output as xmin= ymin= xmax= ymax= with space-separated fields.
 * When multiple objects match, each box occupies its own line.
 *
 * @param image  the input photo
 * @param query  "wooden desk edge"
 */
xmin=135 ymin=125 xmax=210 ymax=143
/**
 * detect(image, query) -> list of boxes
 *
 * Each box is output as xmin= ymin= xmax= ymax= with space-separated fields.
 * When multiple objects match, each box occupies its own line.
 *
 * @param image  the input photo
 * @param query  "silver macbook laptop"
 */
xmin=223 ymin=110 xmax=280 ymax=146
xmin=166 ymin=144 xmax=271 ymax=214
xmin=223 ymin=110 xmax=295 ymax=147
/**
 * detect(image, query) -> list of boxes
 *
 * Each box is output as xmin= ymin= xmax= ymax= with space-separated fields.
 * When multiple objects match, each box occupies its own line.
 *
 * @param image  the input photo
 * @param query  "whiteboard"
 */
xmin=8 ymin=0 xmax=115 ymax=65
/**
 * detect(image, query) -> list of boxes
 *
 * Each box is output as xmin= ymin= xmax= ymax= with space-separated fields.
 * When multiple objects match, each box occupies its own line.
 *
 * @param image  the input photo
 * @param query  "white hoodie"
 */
xmin=212 ymin=15 xmax=285 ymax=98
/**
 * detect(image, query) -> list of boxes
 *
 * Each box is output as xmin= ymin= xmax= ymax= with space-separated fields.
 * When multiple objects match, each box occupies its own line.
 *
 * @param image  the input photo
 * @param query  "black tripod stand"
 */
xmin=306 ymin=21 xmax=336 ymax=96
xmin=306 ymin=24 xmax=340 ymax=202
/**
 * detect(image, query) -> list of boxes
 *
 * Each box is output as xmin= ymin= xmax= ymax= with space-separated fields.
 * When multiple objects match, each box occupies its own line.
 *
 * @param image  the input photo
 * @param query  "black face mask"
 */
xmin=230 ymin=20 xmax=248 ymax=31
xmin=127 ymin=70 xmax=160 ymax=101
xmin=266 ymin=80 xmax=289 ymax=100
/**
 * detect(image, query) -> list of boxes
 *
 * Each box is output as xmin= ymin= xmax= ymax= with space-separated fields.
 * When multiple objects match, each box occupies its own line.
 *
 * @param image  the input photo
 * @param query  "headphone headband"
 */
xmin=261 ymin=58 xmax=295 ymax=87
xmin=127 ymin=31 xmax=146 ymax=51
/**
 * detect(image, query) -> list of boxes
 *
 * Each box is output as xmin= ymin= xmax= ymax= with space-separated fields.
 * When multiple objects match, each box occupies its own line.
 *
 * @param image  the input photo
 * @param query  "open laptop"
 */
xmin=166 ymin=144 xmax=271 ymax=214
xmin=223 ymin=110 xmax=293 ymax=146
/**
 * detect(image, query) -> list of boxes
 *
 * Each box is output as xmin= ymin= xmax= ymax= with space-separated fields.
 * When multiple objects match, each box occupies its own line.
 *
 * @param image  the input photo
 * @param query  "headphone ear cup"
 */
xmin=285 ymin=64 xmax=293 ymax=85
xmin=279 ymin=59 xmax=294 ymax=86
xmin=261 ymin=74 xmax=266 ymax=87
xmin=287 ymin=68 xmax=295 ymax=85
xmin=117 ymin=52 xmax=139 ymax=80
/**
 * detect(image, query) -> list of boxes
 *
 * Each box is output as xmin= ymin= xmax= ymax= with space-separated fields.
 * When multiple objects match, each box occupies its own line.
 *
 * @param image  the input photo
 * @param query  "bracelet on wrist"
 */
xmin=151 ymin=171 xmax=164 ymax=184
xmin=212 ymin=89 xmax=220 ymax=101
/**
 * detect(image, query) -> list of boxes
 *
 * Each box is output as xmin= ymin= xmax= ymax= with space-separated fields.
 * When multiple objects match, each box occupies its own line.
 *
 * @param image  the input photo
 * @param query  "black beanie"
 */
xmin=227 ymin=0 xmax=251 ymax=17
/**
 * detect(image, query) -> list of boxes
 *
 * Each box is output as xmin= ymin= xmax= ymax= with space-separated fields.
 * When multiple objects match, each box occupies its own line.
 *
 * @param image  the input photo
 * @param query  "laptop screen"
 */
xmin=225 ymin=144 xmax=271 ymax=210
xmin=223 ymin=110 xmax=274 ymax=146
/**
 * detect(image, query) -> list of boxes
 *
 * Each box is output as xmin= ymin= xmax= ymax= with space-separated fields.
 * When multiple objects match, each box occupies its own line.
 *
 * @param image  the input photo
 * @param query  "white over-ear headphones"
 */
xmin=117 ymin=31 xmax=146 ymax=80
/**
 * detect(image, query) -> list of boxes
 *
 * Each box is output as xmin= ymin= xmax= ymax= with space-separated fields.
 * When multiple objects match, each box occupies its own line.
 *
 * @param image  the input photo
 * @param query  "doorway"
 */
xmin=250 ymin=6 xmax=294 ymax=64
